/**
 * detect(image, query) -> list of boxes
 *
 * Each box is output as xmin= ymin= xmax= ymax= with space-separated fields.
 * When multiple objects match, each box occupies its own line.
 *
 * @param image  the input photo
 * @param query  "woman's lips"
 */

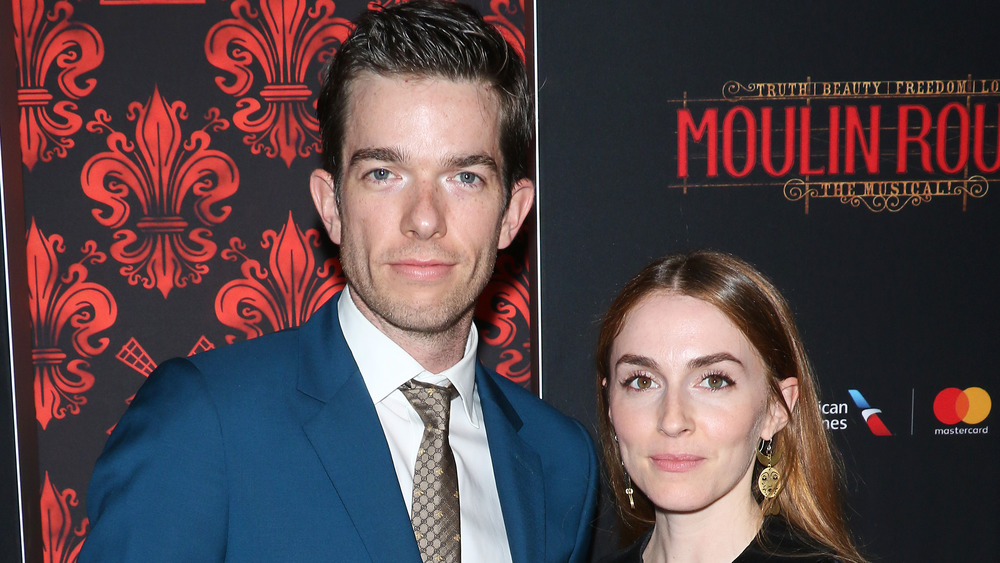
xmin=650 ymin=454 xmax=705 ymax=473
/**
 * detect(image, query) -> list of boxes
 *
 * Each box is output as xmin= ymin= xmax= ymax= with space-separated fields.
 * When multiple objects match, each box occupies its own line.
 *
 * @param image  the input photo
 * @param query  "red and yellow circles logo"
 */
xmin=933 ymin=387 xmax=991 ymax=425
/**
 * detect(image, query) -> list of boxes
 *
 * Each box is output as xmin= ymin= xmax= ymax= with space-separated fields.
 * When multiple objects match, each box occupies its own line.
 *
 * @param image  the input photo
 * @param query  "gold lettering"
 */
xmin=728 ymin=78 xmax=1000 ymax=100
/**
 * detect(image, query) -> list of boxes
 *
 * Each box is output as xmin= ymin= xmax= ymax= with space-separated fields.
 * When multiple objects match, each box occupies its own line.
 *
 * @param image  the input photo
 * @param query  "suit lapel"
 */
xmin=297 ymin=298 xmax=421 ymax=562
xmin=477 ymin=365 xmax=546 ymax=563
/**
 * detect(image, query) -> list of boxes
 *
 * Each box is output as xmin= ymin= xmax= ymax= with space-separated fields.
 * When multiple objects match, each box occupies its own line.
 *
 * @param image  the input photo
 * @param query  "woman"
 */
xmin=597 ymin=251 xmax=865 ymax=562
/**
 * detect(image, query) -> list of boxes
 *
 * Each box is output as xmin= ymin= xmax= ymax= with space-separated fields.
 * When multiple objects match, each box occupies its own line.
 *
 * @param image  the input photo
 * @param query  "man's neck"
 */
xmin=350 ymin=290 xmax=473 ymax=374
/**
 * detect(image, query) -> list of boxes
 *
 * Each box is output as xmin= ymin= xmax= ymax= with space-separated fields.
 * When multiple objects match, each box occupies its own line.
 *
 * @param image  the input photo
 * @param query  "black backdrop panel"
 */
xmin=536 ymin=2 xmax=998 ymax=561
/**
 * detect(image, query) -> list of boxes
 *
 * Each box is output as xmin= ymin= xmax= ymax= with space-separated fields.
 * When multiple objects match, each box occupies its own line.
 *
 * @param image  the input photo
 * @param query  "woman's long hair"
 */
xmin=596 ymin=250 xmax=864 ymax=562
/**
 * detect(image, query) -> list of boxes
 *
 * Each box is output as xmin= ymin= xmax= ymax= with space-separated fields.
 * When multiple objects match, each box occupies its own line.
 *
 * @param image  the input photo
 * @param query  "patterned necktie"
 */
xmin=400 ymin=380 xmax=461 ymax=563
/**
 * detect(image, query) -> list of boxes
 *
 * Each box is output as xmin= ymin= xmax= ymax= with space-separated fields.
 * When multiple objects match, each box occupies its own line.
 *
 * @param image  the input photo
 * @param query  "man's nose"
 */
xmin=401 ymin=178 xmax=446 ymax=240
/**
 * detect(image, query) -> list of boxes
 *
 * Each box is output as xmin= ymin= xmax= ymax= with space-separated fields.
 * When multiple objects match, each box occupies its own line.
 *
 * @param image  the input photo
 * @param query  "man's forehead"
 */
xmin=341 ymin=72 xmax=503 ymax=161
xmin=346 ymin=71 xmax=499 ymax=112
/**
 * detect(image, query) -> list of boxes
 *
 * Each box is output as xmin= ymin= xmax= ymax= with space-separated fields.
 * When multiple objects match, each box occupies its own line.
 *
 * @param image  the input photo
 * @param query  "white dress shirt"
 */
xmin=338 ymin=288 xmax=513 ymax=563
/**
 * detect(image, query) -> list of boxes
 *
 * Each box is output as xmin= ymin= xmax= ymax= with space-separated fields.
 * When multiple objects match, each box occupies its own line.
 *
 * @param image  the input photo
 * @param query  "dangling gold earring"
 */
xmin=614 ymin=434 xmax=635 ymax=509
xmin=756 ymin=439 xmax=781 ymax=514
xmin=623 ymin=469 xmax=635 ymax=509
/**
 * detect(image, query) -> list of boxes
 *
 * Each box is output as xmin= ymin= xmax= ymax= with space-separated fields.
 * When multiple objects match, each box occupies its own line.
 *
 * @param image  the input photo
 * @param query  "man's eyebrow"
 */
xmin=688 ymin=352 xmax=743 ymax=369
xmin=350 ymin=147 xmax=404 ymax=165
xmin=446 ymin=154 xmax=498 ymax=171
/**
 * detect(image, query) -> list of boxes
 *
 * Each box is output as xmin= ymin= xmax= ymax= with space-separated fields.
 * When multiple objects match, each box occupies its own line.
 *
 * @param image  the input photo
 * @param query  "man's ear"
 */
xmin=763 ymin=377 xmax=800 ymax=439
xmin=498 ymin=178 xmax=535 ymax=249
xmin=309 ymin=169 xmax=341 ymax=245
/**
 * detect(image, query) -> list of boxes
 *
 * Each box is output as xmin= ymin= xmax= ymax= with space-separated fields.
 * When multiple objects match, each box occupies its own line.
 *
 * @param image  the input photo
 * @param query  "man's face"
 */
xmin=311 ymin=73 xmax=533 ymax=337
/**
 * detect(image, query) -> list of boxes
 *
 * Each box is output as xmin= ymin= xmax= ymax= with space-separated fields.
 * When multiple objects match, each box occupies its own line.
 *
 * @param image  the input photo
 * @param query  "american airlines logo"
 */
xmin=848 ymin=389 xmax=892 ymax=436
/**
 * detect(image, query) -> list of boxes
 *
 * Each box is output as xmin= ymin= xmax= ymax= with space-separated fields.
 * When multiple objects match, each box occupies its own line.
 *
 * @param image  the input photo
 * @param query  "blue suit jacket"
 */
xmin=82 ymin=298 xmax=599 ymax=562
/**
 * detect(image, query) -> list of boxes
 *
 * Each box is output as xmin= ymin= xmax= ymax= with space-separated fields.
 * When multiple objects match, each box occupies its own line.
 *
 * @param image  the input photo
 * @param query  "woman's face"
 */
xmin=607 ymin=292 xmax=794 ymax=515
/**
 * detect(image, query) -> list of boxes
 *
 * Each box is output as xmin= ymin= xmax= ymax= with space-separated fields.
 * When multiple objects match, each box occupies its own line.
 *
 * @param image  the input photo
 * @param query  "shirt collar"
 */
xmin=338 ymin=287 xmax=480 ymax=427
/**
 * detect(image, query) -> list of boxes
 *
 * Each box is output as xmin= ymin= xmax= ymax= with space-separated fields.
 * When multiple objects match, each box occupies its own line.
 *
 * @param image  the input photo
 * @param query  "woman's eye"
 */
xmin=700 ymin=373 xmax=732 ymax=390
xmin=628 ymin=376 xmax=654 ymax=390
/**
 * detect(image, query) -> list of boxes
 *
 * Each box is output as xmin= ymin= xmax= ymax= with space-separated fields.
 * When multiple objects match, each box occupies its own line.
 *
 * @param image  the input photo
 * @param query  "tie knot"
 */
xmin=400 ymin=380 xmax=458 ymax=430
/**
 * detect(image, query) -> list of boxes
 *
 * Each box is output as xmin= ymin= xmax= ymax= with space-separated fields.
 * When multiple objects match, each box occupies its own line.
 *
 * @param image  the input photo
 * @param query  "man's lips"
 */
xmin=390 ymin=260 xmax=454 ymax=280
xmin=650 ymin=454 xmax=705 ymax=473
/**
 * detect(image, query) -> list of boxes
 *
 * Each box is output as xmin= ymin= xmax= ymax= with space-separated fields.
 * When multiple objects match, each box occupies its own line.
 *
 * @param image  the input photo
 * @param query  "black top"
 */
xmin=600 ymin=517 xmax=841 ymax=562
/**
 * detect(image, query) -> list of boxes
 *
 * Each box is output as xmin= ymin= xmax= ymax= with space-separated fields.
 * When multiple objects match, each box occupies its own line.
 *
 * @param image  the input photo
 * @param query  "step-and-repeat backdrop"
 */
xmin=4 ymin=0 xmax=998 ymax=560
xmin=535 ymin=2 xmax=997 ymax=561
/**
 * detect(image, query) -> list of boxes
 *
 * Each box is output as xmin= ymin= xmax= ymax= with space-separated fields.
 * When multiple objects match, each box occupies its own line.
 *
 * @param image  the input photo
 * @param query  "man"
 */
xmin=81 ymin=2 xmax=599 ymax=561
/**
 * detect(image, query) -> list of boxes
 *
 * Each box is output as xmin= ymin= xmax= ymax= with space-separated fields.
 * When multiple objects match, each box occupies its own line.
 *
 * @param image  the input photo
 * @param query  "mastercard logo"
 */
xmin=933 ymin=387 xmax=991 ymax=425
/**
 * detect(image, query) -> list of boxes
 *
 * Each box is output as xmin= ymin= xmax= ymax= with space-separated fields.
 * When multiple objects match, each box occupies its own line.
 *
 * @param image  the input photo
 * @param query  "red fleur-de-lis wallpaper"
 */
xmin=82 ymin=87 xmax=239 ymax=297
xmin=12 ymin=0 xmax=529 ymax=559
xmin=27 ymin=220 xmax=116 ymax=431
xmin=205 ymin=0 xmax=354 ymax=166
xmin=14 ymin=0 xmax=103 ymax=171
xmin=215 ymin=211 xmax=345 ymax=342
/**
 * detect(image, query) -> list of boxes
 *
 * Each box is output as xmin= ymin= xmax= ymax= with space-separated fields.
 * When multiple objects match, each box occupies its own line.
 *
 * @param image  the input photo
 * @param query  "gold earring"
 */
xmin=756 ymin=439 xmax=781 ymax=514
xmin=614 ymin=434 xmax=635 ymax=509
xmin=624 ymin=469 xmax=635 ymax=509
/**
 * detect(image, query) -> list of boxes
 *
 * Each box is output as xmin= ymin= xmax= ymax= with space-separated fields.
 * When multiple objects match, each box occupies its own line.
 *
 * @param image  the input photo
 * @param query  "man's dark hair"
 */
xmin=317 ymin=0 xmax=531 ymax=205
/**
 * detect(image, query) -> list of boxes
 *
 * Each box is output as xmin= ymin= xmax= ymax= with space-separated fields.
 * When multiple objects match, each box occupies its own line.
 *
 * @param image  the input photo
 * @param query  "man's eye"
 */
xmin=456 ymin=171 xmax=480 ymax=184
xmin=368 ymin=168 xmax=392 ymax=181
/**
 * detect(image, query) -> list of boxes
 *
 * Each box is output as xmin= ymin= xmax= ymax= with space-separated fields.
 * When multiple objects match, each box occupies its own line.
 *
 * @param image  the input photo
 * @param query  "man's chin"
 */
xmin=352 ymin=291 xmax=470 ymax=333
xmin=381 ymin=302 xmax=473 ymax=335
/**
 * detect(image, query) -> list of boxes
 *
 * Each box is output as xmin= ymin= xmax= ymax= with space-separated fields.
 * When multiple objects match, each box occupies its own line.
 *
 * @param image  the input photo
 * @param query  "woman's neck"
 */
xmin=642 ymin=493 xmax=764 ymax=563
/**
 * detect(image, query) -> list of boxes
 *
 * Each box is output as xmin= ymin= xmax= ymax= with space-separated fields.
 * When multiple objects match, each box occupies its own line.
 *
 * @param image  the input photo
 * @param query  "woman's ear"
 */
xmin=762 ymin=377 xmax=799 ymax=439
xmin=603 ymin=378 xmax=611 ymax=424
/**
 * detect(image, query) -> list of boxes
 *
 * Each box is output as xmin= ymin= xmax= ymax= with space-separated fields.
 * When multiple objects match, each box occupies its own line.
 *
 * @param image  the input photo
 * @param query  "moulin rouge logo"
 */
xmin=670 ymin=77 xmax=999 ymax=212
